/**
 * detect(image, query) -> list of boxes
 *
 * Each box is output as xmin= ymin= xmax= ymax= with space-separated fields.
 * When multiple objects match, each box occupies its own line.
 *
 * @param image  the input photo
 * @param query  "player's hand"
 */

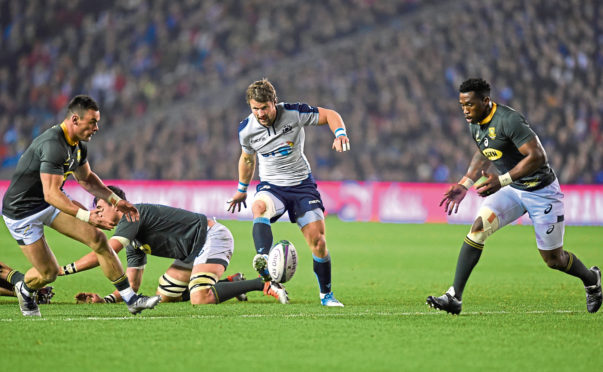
xmin=227 ymin=192 xmax=248 ymax=213
xmin=116 ymin=200 xmax=139 ymax=222
xmin=475 ymin=170 xmax=501 ymax=197
xmin=75 ymin=292 xmax=105 ymax=304
xmin=332 ymin=135 xmax=350 ymax=152
xmin=440 ymin=183 xmax=469 ymax=215
xmin=89 ymin=207 xmax=116 ymax=230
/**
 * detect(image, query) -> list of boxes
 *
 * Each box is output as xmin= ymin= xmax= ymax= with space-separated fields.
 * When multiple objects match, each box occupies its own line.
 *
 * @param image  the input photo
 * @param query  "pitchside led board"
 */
xmin=1 ymin=180 xmax=601 ymax=226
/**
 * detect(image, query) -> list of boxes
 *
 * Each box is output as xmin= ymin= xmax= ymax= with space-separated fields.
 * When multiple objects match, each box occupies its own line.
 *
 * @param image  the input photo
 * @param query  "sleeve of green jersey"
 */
xmin=126 ymin=245 xmax=147 ymax=268
xmin=504 ymin=111 xmax=535 ymax=149
xmin=38 ymin=140 xmax=67 ymax=175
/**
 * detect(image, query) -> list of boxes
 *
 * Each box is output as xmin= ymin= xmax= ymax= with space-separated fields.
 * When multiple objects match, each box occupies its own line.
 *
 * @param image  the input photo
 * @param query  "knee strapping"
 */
xmin=188 ymin=272 xmax=218 ymax=294
xmin=255 ymin=193 xmax=277 ymax=219
xmin=467 ymin=207 xmax=500 ymax=244
xmin=157 ymin=273 xmax=188 ymax=298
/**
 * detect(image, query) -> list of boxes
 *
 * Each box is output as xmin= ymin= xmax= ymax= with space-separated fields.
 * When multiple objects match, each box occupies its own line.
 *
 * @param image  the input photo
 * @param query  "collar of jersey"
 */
xmin=60 ymin=122 xmax=78 ymax=146
xmin=479 ymin=102 xmax=497 ymax=125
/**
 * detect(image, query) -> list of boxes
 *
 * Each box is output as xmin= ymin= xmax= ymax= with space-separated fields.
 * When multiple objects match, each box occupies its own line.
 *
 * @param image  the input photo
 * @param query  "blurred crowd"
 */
xmin=0 ymin=0 xmax=601 ymax=184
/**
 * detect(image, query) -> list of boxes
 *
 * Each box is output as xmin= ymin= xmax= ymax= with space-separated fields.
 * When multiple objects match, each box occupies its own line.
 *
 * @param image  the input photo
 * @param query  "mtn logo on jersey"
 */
xmin=261 ymin=141 xmax=294 ymax=158
xmin=482 ymin=148 xmax=503 ymax=161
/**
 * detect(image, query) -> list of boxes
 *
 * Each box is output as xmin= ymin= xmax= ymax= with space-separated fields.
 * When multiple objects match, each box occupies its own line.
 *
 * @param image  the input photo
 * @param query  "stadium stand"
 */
xmin=0 ymin=0 xmax=601 ymax=183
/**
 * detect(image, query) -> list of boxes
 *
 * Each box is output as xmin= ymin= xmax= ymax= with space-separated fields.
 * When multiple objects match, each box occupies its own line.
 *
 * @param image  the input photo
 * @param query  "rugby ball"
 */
xmin=268 ymin=240 xmax=298 ymax=283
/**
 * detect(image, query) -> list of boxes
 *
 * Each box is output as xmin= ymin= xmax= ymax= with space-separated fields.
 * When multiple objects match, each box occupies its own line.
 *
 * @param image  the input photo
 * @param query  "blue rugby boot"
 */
xmin=320 ymin=292 xmax=344 ymax=307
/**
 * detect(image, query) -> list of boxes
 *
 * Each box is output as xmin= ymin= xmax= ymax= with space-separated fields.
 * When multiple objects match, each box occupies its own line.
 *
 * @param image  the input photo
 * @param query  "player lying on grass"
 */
xmin=60 ymin=186 xmax=289 ymax=305
xmin=0 ymin=261 xmax=54 ymax=304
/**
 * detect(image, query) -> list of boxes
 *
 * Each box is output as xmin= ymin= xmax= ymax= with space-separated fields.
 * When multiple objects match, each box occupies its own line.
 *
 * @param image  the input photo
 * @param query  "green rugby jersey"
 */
xmin=469 ymin=103 xmax=556 ymax=191
xmin=114 ymin=204 xmax=208 ymax=268
xmin=2 ymin=124 xmax=88 ymax=219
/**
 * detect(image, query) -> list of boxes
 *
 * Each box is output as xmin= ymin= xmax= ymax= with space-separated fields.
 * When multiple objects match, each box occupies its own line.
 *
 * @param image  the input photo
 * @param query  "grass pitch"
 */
xmin=1 ymin=219 xmax=602 ymax=372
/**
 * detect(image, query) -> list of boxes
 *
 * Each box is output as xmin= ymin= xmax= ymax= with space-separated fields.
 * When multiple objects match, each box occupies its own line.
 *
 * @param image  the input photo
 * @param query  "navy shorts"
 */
xmin=256 ymin=175 xmax=325 ymax=223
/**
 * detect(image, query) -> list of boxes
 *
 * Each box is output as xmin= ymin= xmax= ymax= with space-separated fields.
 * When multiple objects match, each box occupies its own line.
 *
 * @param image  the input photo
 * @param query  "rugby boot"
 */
xmin=127 ymin=294 xmax=161 ymax=315
xmin=585 ymin=266 xmax=602 ymax=313
xmin=35 ymin=286 xmax=55 ymax=305
xmin=320 ymin=292 xmax=344 ymax=307
xmin=426 ymin=286 xmax=462 ymax=315
xmin=14 ymin=281 xmax=41 ymax=317
xmin=253 ymin=254 xmax=271 ymax=282
xmin=263 ymin=281 xmax=289 ymax=304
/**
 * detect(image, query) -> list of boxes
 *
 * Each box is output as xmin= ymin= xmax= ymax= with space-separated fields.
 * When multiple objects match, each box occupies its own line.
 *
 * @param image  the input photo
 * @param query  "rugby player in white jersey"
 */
xmin=228 ymin=79 xmax=350 ymax=306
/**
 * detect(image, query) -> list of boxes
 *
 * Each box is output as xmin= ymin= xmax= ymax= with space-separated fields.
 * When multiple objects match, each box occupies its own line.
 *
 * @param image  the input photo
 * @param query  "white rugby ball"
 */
xmin=268 ymin=240 xmax=298 ymax=283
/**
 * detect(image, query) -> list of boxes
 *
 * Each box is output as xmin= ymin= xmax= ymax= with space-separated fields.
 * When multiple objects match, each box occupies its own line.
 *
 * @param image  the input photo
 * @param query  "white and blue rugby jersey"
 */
xmin=238 ymin=102 xmax=319 ymax=186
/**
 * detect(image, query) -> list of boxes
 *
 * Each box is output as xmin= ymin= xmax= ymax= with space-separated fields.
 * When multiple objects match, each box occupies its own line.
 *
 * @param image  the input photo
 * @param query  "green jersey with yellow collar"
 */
xmin=468 ymin=103 xmax=556 ymax=191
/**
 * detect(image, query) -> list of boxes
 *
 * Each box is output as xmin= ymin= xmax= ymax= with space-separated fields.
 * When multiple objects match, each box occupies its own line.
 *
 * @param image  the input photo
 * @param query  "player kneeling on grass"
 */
xmin=61 ymin=186 xmax=288 ymax=305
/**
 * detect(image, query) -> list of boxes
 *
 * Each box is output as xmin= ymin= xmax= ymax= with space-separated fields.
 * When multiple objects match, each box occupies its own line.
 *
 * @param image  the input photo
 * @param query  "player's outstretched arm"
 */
xmin=61 ymin=238 xmax=125 ymax=276
xmin=75 ymin=267 xmax=142 ymax=304
xmin=227 ymin=152 xmax=255 ymax=213
xmin=317 ymin=107 xmax=350 ymax=152
xmin=440 ymin=150 xmax=490 ymax=214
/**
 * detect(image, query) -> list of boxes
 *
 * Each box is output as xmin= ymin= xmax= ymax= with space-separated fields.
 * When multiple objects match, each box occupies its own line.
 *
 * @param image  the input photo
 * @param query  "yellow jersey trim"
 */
xmin=479 ymin=102 xmax=497 ymax=125
xmin=60 ymin=122 xmax=78 ymax=146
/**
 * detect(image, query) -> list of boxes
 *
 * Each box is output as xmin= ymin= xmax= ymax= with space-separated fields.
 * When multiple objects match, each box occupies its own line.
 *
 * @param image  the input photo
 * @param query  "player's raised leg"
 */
xmin=301 ymin=213 xmax=343 ymax=307
xmin=50 ymin=212 xmax=159 ymax=314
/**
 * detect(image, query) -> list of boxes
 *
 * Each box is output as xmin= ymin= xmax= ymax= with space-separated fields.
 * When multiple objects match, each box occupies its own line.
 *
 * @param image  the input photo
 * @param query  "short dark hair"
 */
xmin=67 ymin=95 xmax=99 ymax=118
xmin=93 ymin=185 xmax=126 ymax=207
xmin=459 ymin=78 xmax=491 ymax=99
xmin=246 ymin=79 xmax=277 ymax=104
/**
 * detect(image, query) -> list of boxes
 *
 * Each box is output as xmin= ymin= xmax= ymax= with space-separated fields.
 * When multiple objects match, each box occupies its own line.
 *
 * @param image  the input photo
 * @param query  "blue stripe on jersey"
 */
xmin=283 ymin=103 xmax=318 ymax=114
xmin=238 ymin=118 xmax=250 ymax=132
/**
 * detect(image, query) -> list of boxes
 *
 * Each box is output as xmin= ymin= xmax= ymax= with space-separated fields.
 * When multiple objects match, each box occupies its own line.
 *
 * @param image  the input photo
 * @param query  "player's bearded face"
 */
xmin=459 ymin=92 xmax=488 ymax=124
xmin=250 ymin=99 xmax=277 ymax=126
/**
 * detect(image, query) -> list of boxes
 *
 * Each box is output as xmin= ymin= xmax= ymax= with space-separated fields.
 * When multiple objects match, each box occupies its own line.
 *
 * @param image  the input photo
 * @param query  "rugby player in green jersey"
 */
xmin=427 ymin=78 xmax=601 ymax=314
xmin=1 ymin=95 xmax=160 ymax=316
xmin=61 ymin=186 xmax=288 ymax=305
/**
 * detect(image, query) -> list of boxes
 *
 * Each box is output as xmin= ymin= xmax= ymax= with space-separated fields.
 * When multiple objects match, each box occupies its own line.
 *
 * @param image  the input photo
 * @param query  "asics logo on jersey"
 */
xmin=261 ymin=142 xmax=294 ymax=158
xmin=544 ymin=204 xmax=552 ymax=214
xmin=482 ymin=148 xmax=502 ymax=161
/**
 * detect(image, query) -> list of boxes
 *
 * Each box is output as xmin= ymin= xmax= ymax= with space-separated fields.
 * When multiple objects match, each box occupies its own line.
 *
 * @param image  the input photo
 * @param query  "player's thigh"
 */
xmin=164 ymin=263 xmax=192 ymax=283
xmin=252 ymin=191 xmax=285 ymax=219
xmin=480 ymin=186 xmax=526 ymax=228
xmin=19 ymin=236 xmax=60 ymax=276
xmin=49 ymin=211 xmax=104 ymax=247
xmin=523 ymin=181 xmax=565 ymax=250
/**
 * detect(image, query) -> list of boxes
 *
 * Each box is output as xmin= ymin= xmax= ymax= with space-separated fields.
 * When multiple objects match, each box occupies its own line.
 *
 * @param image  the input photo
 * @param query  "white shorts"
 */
xmin=2 ymin=205 xmax=61 ymax=246
xmin=481 ymin=179 xmax=565 ymax=250
xmin=173 ymin=221 xmax=234 ymax=269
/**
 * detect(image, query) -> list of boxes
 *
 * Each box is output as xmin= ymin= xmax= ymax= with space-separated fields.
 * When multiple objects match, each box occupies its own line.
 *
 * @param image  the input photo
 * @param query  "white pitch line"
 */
xmin=0 ymin=309 xmax=580 ymax=322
